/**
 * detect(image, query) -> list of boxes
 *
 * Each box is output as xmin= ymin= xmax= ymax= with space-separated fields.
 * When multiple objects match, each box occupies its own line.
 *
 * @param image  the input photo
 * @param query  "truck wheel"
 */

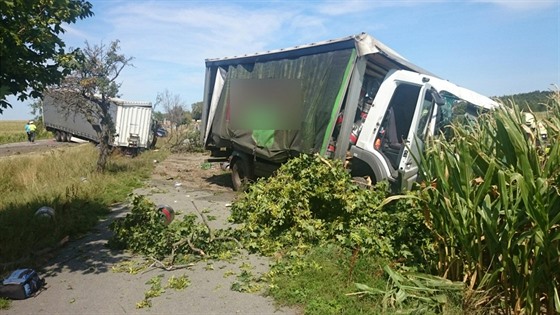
xmin=231 ymin=157 xmax=253 ymax=191
xmin=352 ymin=176 xmax=374 ymax=189
xmin=55 ymin=130 xmax=63 ymax=142
xmin=61 ymin=132 xmax=68 ymax=142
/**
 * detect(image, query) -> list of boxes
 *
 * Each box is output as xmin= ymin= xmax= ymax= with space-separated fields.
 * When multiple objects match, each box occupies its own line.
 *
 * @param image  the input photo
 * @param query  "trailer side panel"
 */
xmin=206 ymin=48 xmax=357 ymax=163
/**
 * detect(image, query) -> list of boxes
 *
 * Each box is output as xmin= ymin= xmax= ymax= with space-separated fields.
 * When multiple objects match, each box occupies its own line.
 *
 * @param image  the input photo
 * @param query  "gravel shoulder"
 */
xmin=4 ymin=152 xmax=296 ymax=315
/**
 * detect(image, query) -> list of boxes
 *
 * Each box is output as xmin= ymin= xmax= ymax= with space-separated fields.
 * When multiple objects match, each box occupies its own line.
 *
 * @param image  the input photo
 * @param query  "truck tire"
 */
xmin=55 ymin=130 xmax=63 ymax=142
xmin=352 ymin=176 xmax=374 ymax=190
xmin=65 ymin=132 xmax=72 ymax=142
xmin=231 ymin=157 xmax=253 ymax=191
xmin=61 ymin=132 xmax=68 ymax=142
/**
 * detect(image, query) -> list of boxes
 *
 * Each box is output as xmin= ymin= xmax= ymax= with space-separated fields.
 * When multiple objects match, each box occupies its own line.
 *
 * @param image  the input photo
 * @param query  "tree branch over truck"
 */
xmin=49 ymin=40 xmax=134 ymax=172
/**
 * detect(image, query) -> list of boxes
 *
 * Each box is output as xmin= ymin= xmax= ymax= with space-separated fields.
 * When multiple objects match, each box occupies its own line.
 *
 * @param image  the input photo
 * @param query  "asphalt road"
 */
xmin=0 ymin=139 xmax=79 ymax=158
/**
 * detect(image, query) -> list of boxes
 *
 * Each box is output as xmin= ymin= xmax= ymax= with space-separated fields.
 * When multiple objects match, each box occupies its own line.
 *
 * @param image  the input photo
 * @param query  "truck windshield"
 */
xmin=438 ymin=91 xmax=485 ymax=127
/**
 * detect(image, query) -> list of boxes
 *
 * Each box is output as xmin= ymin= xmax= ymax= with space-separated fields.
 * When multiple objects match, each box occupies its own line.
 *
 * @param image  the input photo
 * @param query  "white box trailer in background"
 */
xmin=111 ymin=100 xmax=154 ymax=149
xmin=42 ymin=94 xmax=157 ymax=151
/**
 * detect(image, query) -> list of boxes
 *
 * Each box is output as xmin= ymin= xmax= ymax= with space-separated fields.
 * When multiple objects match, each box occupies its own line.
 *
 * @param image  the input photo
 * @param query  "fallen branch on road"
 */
xmin=190 ymin=200 xmax=243 ymax=249
xmin=146 ymin=256 xmax=194 ymax=272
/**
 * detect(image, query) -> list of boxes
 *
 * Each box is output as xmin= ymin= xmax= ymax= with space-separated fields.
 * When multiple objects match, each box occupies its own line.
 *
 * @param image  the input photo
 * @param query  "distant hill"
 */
xmin=494 ymin=90 xmax=554 ymax=112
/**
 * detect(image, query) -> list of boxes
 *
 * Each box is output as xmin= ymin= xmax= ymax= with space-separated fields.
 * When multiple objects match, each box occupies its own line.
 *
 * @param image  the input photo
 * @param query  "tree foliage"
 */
xmin=28 ymin=100 xmax=43 ymax=118
xmin=109 ymin=194 xmax=239 ymax=261
xmin=50 ymin=40 xmax=133 ymax=172
xmin=191 ymin=101 xmax=203 ymax=120
xmin=155 ymin=89 xmax=188 ymax=126
xmin=231 ymin=154 xmax=435 ymax=268
xmin=495 ymin=90 xmax=553 ymax=112
xmin=152 ymin=111 xmax=165 ymax=122
xmin=0 ymin=0 xmax=94 ymax=113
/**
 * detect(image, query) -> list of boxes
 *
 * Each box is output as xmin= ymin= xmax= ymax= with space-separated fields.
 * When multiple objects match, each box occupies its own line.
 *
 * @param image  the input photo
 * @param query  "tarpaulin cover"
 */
xmin=209 ymin=48 xmax=355 ymax=163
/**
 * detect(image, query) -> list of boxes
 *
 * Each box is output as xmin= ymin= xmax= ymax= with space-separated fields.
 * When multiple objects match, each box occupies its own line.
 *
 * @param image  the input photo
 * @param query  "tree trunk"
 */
xmin=96 ymin=138 xmax=110 ymax=172
xmin=96 ymin=128 xmax=111 ymax=172
xmin=96 ymin=105 xmax=113 ymax=172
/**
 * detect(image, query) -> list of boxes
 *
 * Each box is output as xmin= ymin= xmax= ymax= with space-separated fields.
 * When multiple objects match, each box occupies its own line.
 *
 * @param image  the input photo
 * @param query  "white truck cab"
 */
xmin=349 ymin=69 xmax=499 ymax=191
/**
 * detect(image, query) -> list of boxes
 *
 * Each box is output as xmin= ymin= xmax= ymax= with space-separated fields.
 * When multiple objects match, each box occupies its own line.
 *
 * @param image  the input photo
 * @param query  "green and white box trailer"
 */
xmin=201 ymin=33 xmax=498 ymax=191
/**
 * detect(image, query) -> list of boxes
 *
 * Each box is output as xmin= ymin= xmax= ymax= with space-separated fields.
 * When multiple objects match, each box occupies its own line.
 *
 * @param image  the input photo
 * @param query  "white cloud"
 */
xmin=290 ymin=14 xmax=326 ymax=31
xmin=63 ymin=2 xmax=322 ymax=104
xmin=317 ymin=0 xmax=372 ymax=16
xmin=316 ymin=0 xmax=439 ymax=16
xmin=472 ymin=0 xmax=558 ymax=10
xmin=61 ymin=25 xmax=90 ymax=41
xmin=104 ymin=2 xmax=300 ymax=66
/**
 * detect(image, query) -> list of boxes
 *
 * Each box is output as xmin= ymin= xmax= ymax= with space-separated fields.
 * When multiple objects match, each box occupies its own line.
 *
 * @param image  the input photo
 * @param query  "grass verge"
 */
xmin=267 ymin=245 xmax=465 ymax=315
xmin=0 ymin=120 xmax=52 ymax=144
xmin=268 ymin=244 xmax=389 ymax=315
xmin=0 ymin=144 xmax=168 ymax=270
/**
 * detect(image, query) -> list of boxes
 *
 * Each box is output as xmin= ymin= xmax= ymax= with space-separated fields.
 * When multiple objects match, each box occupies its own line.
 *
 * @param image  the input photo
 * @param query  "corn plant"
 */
xmin=420 ymin=95 xmax=559 ymax=313
xmin=352 ymin=265 xmax=465 ymax=313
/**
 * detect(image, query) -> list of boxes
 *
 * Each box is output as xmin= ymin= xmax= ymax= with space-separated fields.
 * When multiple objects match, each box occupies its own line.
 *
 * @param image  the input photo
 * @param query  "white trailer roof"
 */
xmin=205 ymin=32 xmax=437 ymax=77
xmin=109 ymin=97 xmax=152 ymax=107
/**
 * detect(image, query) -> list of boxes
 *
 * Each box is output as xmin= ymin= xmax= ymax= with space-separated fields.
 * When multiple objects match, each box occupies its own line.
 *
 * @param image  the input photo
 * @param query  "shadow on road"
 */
xmin=41 ymin=204 xmax=132 ymax=278
xmin=204 ymin=172 xmax=233 ymax=189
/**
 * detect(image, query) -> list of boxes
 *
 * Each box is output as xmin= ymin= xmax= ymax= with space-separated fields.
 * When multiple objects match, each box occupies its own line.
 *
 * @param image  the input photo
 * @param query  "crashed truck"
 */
xmin=201 ymin=33 xmax=499 ymax=191
xmin=42 ymin=92 xmax=158 ymax=152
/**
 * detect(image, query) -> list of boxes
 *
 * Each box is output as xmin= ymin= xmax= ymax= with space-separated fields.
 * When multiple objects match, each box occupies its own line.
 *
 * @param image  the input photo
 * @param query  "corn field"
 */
xmin=421 ymin=93 xmax=559 ymax=313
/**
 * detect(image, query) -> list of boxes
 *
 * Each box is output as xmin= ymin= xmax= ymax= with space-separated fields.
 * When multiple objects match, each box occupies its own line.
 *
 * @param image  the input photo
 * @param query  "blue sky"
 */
xmin=2 ymin=0 xmax=559 ymax=120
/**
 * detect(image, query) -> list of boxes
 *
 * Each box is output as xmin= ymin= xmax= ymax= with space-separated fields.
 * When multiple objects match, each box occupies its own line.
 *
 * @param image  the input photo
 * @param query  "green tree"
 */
xmin=152 ymin=111 xmax=165 ymax=122
xmin=155 ymin=89 xmax=188 ymax=127
xmin=29 ymin=100 xmax=43 ymax=118
xmin=0 ymin=0 xmax=94 ymax=113
xmin=496 ymin=90 xmax=552 ymax=112
xmin=191 ymin=101 xmax=203 ymax=120
xmin=49 ymin=40 xmax=133 ymax=172
xmin=183 ymin=110 xmax=193 ymax=125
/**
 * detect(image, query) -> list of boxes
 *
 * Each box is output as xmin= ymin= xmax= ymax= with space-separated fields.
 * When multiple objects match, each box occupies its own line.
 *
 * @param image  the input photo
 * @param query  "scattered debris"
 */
xmin=157 ymin=205 xmax=175 ymax=225
xmin=35 ymin=206 xmax=55 ymax=219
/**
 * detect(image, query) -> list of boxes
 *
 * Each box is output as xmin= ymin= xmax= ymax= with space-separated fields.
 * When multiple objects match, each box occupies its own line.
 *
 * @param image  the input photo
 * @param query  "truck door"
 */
xmin=397 ymin=85 xmax=439 ymax=190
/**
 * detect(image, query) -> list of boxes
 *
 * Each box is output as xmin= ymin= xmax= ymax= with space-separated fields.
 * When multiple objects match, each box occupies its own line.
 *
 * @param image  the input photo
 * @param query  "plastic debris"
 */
xmin=35 ymin=206 xmax=55 ymax=219
xmin=157 ymin=205 xmax=175 ymax=225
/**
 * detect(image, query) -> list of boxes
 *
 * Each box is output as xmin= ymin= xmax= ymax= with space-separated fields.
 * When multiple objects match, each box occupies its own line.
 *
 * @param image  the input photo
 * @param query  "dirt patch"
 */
xmin=151 ymin=152 xmax=233 ymax=192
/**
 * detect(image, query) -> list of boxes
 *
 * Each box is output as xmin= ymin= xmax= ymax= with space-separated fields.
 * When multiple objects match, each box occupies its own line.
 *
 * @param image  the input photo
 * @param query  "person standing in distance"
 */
xmin=25 ymin=120 xmax=37 ymax=142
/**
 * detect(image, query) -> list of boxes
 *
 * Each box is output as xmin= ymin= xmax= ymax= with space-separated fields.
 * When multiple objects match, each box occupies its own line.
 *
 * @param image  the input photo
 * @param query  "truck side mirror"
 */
xmin=431 ymin=88 xmax=445 ymax=106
